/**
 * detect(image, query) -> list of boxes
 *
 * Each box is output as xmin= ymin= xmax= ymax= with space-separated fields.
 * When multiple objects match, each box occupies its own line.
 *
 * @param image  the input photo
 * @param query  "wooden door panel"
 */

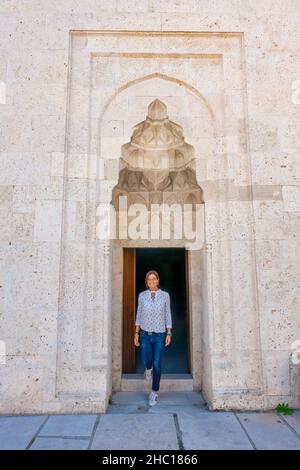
xmin=185 ymin=250 xmax=191 ymax=374
xmin=122 ymin=248 xmax=136 ymax=372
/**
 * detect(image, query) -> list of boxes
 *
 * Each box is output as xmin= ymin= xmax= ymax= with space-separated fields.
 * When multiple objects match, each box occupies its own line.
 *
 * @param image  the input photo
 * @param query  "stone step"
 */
xmin=121 ymin=374 xmax=194 ymax=392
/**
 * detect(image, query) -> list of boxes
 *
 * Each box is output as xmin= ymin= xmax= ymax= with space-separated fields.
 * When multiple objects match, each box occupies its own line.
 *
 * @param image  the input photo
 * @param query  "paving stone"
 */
xmin=91 ymin=414 xmax=178 ymax=450
xmin=149 ymin=404 xmax=208 ymax=415
xmin=110 ymin=392 xmax=148 ymax=405
xmin=154 ymin=391 xmax=198 ymax=405
xmin=106 ymin=404 xmax=149 ymax=414
xmin=280 ymin=410 xmax=300 ymax=437
xmin=40 ymin=414 xmax=98 ymax=437
xmin=30 ymin=437 xmax=89 ymax=450
xmin=0 ymin=415 xmax=47 ymax=450
xmin=111 ymin=391 xmax=205 ymax=407
xmin=236 ymin=412 xmax=300 ymax=450
xmin=185 ymin=391 xmax=206 ymax=406
xmin=178 ymin=412 xmax=253 ymax=450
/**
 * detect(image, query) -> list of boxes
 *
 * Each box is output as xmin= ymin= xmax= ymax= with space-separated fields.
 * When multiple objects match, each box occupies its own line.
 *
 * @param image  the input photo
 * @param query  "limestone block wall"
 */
xmin=0 ymin=0 xmax=299 ymax=413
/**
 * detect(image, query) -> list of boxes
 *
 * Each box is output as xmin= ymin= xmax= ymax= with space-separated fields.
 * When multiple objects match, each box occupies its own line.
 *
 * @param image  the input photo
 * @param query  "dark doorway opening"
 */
xmin=135 ymin=248 xmax=190 ymax=374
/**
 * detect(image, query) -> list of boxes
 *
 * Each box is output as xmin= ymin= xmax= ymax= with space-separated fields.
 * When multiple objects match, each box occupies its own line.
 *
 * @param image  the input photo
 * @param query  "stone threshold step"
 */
xmin=121 ymin=374 xmax=194 ymax=391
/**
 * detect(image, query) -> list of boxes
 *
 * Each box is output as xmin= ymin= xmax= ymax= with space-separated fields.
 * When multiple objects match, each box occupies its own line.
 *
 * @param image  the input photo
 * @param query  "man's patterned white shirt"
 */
xmin=135 ymin=289 xmax=172 ymax=333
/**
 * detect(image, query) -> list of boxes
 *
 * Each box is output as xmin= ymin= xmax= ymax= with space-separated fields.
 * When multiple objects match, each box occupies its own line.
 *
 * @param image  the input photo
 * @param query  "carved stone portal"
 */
xmin=111 ymin=99 xmax=203 ymax=210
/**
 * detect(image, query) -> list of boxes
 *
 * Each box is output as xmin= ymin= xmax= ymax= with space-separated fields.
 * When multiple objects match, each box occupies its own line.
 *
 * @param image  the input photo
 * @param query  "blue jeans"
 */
xmin=140 ymin=329 xmax=166 ymax=392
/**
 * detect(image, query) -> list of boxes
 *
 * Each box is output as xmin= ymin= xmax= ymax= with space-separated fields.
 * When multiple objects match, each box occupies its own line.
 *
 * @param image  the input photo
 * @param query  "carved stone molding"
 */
xmin=112 ymin=99 xmax=203 ymax=210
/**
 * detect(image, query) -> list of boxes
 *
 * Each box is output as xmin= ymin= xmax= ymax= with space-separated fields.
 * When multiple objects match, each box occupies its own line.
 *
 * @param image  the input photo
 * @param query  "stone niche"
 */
xmin=111 ymin=98 xmax=203 ymax=242
xmin=55 ymin=30 xmax=265 ymax=413
xmin=112 ymin=98 xmax=202 ymax=208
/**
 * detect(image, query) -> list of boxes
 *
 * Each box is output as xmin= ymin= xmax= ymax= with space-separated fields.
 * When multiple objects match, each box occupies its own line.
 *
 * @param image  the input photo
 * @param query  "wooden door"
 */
xmin=185 ymin=250 xmax=191 ymax=373
xmin=122 ymin=248 xmax=136 ymax=372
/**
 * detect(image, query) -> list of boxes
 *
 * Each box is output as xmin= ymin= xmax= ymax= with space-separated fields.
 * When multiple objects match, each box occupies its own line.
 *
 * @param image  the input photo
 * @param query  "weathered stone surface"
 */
xmin=40 ymin=414 xmax=98 ymax=437
xmin=0 ymin=1 xmax=299 ymax=415
xmin=178 ymin=412 xmax=253 ymax=450
xmin=29 ymin=437 xmax=90 ymax=450
xmin=0 ymin=416 xmax=47 ymax=450
xmin=237 ymin=412 xmax=300 ymax=450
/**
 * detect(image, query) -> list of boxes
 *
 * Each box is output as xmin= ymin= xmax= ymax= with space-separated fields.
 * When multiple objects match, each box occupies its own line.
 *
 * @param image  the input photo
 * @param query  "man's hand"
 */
xmin=165 ymin=335 xmax=171 ymax=347
xmin=134 ymin=333 xmax=140 ymax=347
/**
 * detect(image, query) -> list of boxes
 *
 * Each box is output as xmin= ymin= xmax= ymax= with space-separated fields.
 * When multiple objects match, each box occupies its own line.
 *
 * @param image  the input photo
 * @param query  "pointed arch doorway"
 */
xmin=110 ymin=98 xmax=204 ymax=392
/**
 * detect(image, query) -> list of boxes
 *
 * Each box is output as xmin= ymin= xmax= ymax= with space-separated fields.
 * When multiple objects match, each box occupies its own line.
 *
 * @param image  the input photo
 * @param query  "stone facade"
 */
xmin=0 ymin=1 xmax=299 ymax=414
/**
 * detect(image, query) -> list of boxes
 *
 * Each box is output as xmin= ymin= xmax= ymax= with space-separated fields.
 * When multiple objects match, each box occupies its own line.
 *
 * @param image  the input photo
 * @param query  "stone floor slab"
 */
xmin=280 ymin=410 xmax=300 ymax=437
xmin=0 ymin=415 xmax=46 ymax=450
xmin=154 ymin=391 xmax=201 ymax=405
xmin=236 ymin=412 xmax=300 ymax=450
xmin=40 ymin=414 xmax=98 ymax=437
xmin=107 ymin=404 xmax=149 ymax=414
xmin=148 ymin=405 xmax=208 ymax=415
xmin=178 ymin=412 xmax=253 ymax=450
xmin=91 ymin=414 xmax=178 ymax=450
xmin=111 ymin=391 xmax=205 ymax=407
xmin=185 ymin=391 xmax=206 ymax=406
xmin=30 ymin=437 xmax=89 ymax=450
xmin=110 ymin=392 xmax=148 ymax=405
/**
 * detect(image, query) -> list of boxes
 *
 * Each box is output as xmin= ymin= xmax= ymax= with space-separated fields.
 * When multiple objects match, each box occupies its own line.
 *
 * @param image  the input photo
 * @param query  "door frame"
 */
xmin=111 ymin=241 xmax=203 ymax=392
xmin=122 ymin=247 xmax=191 ymax=374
